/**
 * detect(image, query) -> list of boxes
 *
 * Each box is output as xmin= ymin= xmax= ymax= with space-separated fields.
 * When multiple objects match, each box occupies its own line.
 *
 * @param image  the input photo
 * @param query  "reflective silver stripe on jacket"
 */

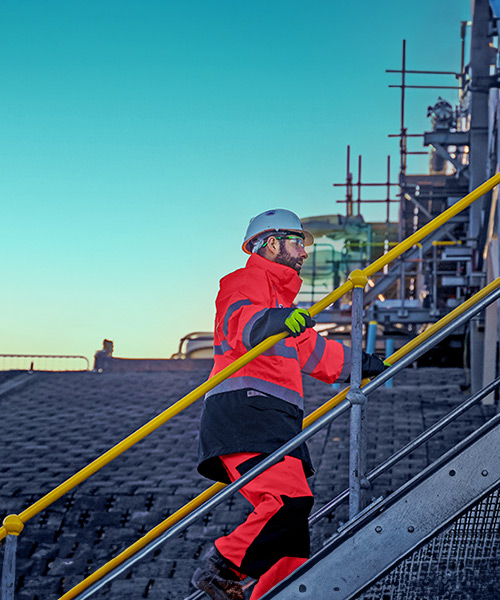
xmin=205 ymin=375 xmax=304 ymax=410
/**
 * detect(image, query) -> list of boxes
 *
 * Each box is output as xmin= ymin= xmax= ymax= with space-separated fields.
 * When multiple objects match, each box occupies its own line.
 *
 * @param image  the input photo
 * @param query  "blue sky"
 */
xmin=0 ymin=0 xmax=470 ymax=362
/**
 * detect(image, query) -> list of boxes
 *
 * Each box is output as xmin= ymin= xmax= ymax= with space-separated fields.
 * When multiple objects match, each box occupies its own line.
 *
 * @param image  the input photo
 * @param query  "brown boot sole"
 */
xmin=192 ymin=567 xmax=244 ymax=600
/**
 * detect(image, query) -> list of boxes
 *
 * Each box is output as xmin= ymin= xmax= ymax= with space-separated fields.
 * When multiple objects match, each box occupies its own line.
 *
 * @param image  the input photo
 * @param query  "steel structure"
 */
xmin=298 ymin=0 xmax=500 ymax=391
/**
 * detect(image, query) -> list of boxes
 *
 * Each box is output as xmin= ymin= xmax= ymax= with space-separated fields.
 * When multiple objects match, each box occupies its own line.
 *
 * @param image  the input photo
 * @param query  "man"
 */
xmin=192 ymin=209 xmax=385 ymax=600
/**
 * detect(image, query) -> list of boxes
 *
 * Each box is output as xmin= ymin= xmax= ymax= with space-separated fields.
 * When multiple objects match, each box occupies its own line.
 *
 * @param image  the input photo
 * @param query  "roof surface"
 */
xmin=0 ymin=365 xmax=492 ymax=599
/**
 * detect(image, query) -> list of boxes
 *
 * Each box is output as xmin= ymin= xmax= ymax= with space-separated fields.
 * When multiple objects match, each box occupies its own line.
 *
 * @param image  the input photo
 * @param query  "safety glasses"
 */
xmin=262 ymin=235 xmax=305 ymax=248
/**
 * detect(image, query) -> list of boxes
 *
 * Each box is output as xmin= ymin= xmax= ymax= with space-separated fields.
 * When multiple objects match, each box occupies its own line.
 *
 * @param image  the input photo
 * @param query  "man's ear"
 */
xmin=265 ymin=236 xmax=281 ymax=258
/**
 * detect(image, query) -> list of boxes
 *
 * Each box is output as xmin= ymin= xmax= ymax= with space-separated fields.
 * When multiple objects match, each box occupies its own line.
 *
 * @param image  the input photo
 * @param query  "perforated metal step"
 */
xmin=355 ymin=487 xmax=500 ymax=600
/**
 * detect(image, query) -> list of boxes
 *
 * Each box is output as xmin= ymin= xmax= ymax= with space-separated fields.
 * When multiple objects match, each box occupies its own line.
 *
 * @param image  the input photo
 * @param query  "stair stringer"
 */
xmin=264 ymin=414 xmax=500 ymax=600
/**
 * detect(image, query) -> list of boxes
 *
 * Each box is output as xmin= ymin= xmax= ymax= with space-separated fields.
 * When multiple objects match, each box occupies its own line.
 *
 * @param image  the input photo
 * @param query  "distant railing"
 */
xmin=0 ymin=354 xmax=90 ymax=372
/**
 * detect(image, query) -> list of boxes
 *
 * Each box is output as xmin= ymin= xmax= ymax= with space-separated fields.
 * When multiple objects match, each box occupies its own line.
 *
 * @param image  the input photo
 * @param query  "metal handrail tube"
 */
xmin=61 ymin=278 xmax=500 ymax=598
xmin=62 ymin=281 xmax=500 ymax=600
xmin=311 ymin=172 xmax=500 ymax=315
xmin=360 ymin=285 xmax=500 ymax=391
xmin=0 ymin=287 xmax=353 ymax=540
xmin=309 ymin=375 xmax=500 ymax=525
xmin=66 ymin=405 xmax=354 ymax=600
xmin=0 ymin=332 xmax=283 ymax=535
xmin=304 ymin=276 xmax=500 ymax=425
xmin=366 ymin=376 xmax=500 ymax=482
xmin=361 ymin=173 xmax=500 ymax=278
xmin=2 ymin=173 xmax=499 ymax=542
xmin=189 ymin=376 xmax=500 ymax=600
xmin=387 ymin=283 xmax=499 ymax=364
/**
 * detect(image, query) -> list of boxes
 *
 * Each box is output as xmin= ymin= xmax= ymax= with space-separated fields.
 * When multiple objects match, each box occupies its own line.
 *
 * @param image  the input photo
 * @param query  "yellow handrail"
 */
xmin=361 ymin=173 xmax=500 ymax=279
xmin=59 ymin=275 xmax=500 ymax=600
xmin=305 ymin=275 xmax=500 ymax=424
xmin=2 ymin=171 xmax=500 ymax=545
xmin=432 ymin=240 xmax=463 ymax=246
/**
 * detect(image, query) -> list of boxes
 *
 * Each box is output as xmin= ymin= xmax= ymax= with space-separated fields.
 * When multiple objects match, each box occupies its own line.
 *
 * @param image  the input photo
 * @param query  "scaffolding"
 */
xmin=301 ymin=3 xmax=499 ymax=390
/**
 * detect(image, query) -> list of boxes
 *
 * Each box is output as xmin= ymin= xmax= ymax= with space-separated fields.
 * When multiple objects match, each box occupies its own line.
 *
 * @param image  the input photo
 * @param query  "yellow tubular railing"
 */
xmin=362 ymin=175 xmax=499 ymax=277
xmin=2 ymin=172 xmax=499 ymax=546
xmin=60 ymin=275 xmax=500 ymax=600
xmin=305 ymin=275 xmax=500 ymax=423
xmin=1 ymin=300 xmax=346 ymax=541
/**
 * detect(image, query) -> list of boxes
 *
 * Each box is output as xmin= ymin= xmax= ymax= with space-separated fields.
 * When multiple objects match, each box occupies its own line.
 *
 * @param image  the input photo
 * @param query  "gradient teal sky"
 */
xmin=0 ymin=0 xmax=470 ymax=362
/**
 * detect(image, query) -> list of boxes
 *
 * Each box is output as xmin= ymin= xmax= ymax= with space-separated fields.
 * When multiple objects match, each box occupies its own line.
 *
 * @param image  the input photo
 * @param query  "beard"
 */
xmin=275 ymin=244 xmax=304 ymax=273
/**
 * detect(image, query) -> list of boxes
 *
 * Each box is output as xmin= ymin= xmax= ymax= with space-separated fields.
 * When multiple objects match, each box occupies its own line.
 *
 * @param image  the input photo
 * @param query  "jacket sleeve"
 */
xmin=214 ymin=292 xmax=262 ymax=354
xmin=247 ymin=307 xmax=299 ymax=346
xmin=295 ymin=328 xmax=351 ymax=384
xmin=214 ymin=265 xmax=293 ymax=354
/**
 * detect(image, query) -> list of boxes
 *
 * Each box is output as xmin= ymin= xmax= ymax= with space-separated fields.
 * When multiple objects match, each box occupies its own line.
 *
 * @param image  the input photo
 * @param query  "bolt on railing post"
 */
xmin=1 ymin=515 xmax=23 ymax=600
xmin=347 ymin=270 xmax=369 ymax=519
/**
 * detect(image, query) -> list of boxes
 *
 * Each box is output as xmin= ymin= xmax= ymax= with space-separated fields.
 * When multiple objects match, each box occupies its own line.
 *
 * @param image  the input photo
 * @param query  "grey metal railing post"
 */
xmin=2 ymin=537 xmax=18 ymax=600
xmin=347 ymin=271 xmax=368 ymax=518
xmin=1 ymin=515 xmax=23 ymax=600
xmin=399 ymin=258 xmax=407 ymax=316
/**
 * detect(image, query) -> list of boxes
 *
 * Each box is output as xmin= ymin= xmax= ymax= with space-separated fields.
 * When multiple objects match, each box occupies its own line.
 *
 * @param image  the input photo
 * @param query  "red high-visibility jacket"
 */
xmin=207 ymin=253 xmax=349 ymax=409
xmin=197 ymin=253 xmax=350 ymax=483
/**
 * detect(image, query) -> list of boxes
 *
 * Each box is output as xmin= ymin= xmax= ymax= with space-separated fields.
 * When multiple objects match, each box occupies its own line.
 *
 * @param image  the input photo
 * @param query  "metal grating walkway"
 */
xmin=356 ymin=487 xmax=500 ymax=600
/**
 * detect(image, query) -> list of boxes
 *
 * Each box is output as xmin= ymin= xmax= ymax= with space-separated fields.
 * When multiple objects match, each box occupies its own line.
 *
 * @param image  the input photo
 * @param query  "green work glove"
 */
xmin=249 ymin=307 xmax=316 ymax=347
xmin=284 ymin=308 xmax=315 ymax=337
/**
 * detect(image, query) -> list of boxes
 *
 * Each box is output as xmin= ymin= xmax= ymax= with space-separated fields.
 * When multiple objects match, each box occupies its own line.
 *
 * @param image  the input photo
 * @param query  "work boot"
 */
xmin=191 ymin=546 xmax=245 ymax=600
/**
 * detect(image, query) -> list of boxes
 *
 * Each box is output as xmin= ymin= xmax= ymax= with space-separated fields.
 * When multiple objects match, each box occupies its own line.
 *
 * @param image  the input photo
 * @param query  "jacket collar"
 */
xmin=246 ymin=253 xmax=302 ymax=304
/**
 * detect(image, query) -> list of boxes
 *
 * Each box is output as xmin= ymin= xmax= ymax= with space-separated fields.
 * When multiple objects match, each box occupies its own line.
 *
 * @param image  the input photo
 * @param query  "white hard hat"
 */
xmin=242 ymin=209 xmax=314 ymax=254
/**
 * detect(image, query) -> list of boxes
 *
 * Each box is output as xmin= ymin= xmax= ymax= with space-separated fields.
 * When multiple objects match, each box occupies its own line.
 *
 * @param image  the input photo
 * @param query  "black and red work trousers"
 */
xmin=215 ymin=452 xmax=314 ymax=600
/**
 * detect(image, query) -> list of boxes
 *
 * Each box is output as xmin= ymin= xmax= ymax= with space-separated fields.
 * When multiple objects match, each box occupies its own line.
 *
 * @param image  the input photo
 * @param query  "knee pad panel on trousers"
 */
xmin=239 ymin=494 xmax=314 ymax=579
xmin=235 ymin=453 xmax=284 ymax=477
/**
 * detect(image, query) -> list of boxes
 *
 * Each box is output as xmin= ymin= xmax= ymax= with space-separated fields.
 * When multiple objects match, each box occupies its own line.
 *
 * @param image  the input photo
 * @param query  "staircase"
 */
xmin=265 ymin=395 xmax=500 ymax=600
